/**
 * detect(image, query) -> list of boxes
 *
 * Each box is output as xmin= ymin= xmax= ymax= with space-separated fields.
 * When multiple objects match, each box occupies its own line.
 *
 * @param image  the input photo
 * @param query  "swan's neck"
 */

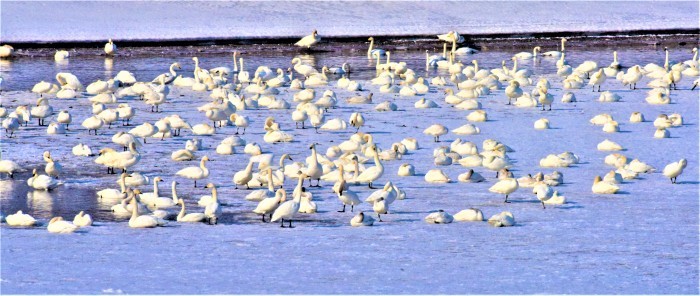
xmin=338 ymin=165 xmax=345 ymax=182
xmin=368 ymin=39 xmax=374 ymax=57
xmin=533 ymin=47 xmax=538 ymax=55
xmin=664 ymin=50 xmax=669 ymax=70
xmin=693 ymin=49 xmax=698 ymax=62
xmin=376 ymin=54 xmax=381 ymax=67
xmin=200 ymin=159 xmax=207 ymax=170
xmin=561 ymin=39 xmax=566 ymax=52
xmin=240 ymin=58 xmax=245 ymax=72
xmin=153 ymin=180 xmax=160 ymax=196
xmin=613 ymin=51 xmax=618 ymax=63
xmin=178 ymin=201 xmax=186 ymax=219
xmin=296 ymin=175 xmax=303 ymax=192
xmin=473 ymin=61 xmax=479 ymax=72
xmin=386 ymin=52 xmax=391 ymax=65
xmin=119 ymin=176 xmax=126 ymax=193
xmin=310 ymin=146 xmax=319 ymax=164
xmin=279 ymin=156 xmax=287 ymax=170
xmin=353 ymin=161 xmax=359 ymax=179
xmin=267 ymin=170 xmax=274 ymax=191
xmin=170 ymin=64 xmax=177 ymax=76
xmin=211 ymin=187 xmax=218 ymax=203
xmin=130 ymin=199 xmax=138 ymax=220
xmin=245 ymin=161 xmax=254 ymax=173
xmin=172 ymin=183 xmax=179 ymax=202
xmin=442 ymin=43 xmax=447 ymax=58
xmin=373 ymin=152 xmax=382 ymax=169
xmin=233 ymin=52 xmax=239 ymax=71
xmin=451 ymin=40 xmax=456 ymax=54
xmin=512 ymin=59 xmax=518 ymax=72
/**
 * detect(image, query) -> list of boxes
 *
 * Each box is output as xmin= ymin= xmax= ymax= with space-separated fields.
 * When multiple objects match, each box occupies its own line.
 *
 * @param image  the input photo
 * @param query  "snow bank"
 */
xmin=1 ymin=1 xmax=698 ymax=43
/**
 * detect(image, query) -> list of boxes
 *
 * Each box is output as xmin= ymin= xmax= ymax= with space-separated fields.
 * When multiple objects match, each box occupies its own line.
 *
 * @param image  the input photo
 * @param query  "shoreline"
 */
xmin=5 ymin=29 xmax=699 ymax=50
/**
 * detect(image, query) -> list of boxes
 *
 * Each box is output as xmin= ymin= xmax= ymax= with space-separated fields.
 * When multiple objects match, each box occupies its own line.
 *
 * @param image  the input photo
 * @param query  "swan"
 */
xmin=264 ymin=129 xmax=294 ymax=143
xmin=653 ymin=114 xmax=672 ymax=129
xmin=534 ymin=118 xmax=550 ymax=130
xmin=27 ymin=168 xmax=61 ymax=190
xmin=621 ymin=65 xmax=643 ymax=89
xmin=174 ymin=198 xmax=206 ymax=223
xmin=625 ymin=159 xmax=655 ymax=174
xmin=452 ymin=124 xmax=480 ymax=135
xmin=233 ymin=160 xmax=255 ymax=189
xmin=297 ymin=188 xmax=317 ymax=214
xmin=30 ymin=97 xmax=53 ymax=126
xmin=561 ymin=92 xmax=576 ymax=103
xmin=82 ymin=115 xmax=104 ymax=135
xmin=668 ymin=113 xmax=683 ymax=127
xmin=47 ymin=217 xmax=78 ymax=233
xmin=536 ymin=89 xmax=553 ymax=111
xmin=5 ymin=210 xmax=37 ymax=226
xmin=291 ymin=58 xmax=318 ymax=78
xmin=104 ymin=39 xmax=116 ymax=55
xmin=150 ymin=181 xmax=180 ymax=209
xmin=504 ymin=81 xmax=523 ymax=105
xmin=489 ymin=177 xmax=518 ymax=203
xmin=574 ymin=60 xmax=598 ymax=78
xmin=514 ymin=46 xmax=541 ymax=60
xmin=176 ymin=156 xmax=210 ymax=187
xmin=425 ymin=210 xmax=454 ymax=224
xmin=253 ymin=188 xmax=287 ymax=222
xmin=128 ymin=122 xmax=157 ymax=143
xmin=0 ymin=151 xmax=22 ymax=179
xmin=466 ymin=110 xmax=488 ymax=122
xmin=589 ymin=68 xmax=607 ymax=92
xmin=295 ymin=30 xmax=320 ymax=48
xmin=454 ymin=208 xmax=484 ymax=222
xmin=423 ymin=124 xmax=448 ymax=142
xmin=171 ymin=149 xmax=195 ymax=161
xmin=425 ymin=169 xmax=450 ymax=183
xmin=320 ymin=118 xmax=347 ymax=130
xmin=346 ymin=93 xmax=373 ymax=104
xmin=348 ymin=112 xmax=365 ymax=132
xmin=592 ymin=176 xmax=619 ymax=194
xmin=199 ymin=183 xmax=222 ymax=224
xmin=54 ymin=50 xmax=70 ymax=61
xmin=128 ymin=191 xmax=164 ymax=228
xmin=654 ymin=128 xmax=670 ymax=138
xmin=532 ymin=184 xmax=554 ymax=209
xmin=542 ymin=38 xmax=566 ymax=57
xmin=663 ymin=159 xmax=687 ymax=184
xmin=350 ymin=212 xmax=375 ymax=227
xmin=458 ymin=169 xmax=485 ymax=183
xmin=46 ymin=122 xmax=65 ymax=135
xmin=354 ymin=145 xmax=384 ymax=188
xmin=245 ymin=168 xmax=277 ymax=202
xmin=645 ymin=90 xmax=670 ymax=105
xmin=0 ymin=45 xmax=14 ymax=58
xmin=397 ymin=163 xmax=415 ymax=176
xmin=414 ymin=98 xmax=438 ymax=109
xmin=152 ymin=62 xmax=181 ymax=85
xmin=336 ymin=180 xmax=362 ymax=212
xmin=545 ymin=191 xmax=566 ymax=205
xmin=367 ymin=37 xmax=386 ymax=58
xmin=42 ymin=151 xmax=62 ymax=178
xmin=117 ymin=171 xmax=149 ymax=187
xmin=488 ymin=211 xmax=515 ymax=227
xmin=137 ymin=176 xmax=163 ymax=204
xmin=192 ymin=123 xmax=215 ymax=135
xmin=72 ymin=211 xmax=93 ymax=227
xmin=1 ymin=116 xmax=19 ymax=137
xmin=271 ymin=188 xmax=301 ymax=228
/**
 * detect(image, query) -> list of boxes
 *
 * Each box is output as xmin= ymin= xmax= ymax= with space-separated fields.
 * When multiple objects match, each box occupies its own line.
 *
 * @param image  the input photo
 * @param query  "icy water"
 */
xmin=1 ymin=40 xmax=698 ymax=294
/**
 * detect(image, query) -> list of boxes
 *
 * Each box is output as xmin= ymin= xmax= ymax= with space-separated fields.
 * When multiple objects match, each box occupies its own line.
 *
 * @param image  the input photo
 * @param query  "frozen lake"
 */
xmin=0 ymin=39 xmax=698 ymax=294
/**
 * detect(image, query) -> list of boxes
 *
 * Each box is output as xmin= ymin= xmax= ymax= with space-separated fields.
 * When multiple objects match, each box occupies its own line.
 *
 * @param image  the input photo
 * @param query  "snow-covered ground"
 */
xmin=0 ymin=41 xmax=698 ymax=293
xmin=1 ymin=1 xmax=699 ymax=43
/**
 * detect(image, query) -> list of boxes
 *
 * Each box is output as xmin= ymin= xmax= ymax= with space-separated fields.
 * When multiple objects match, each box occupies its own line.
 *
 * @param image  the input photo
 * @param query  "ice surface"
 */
xmin=1 ymin=1 xmax=699 ymax=43
xmin=0 ymin=43 xmax=698 ymax=294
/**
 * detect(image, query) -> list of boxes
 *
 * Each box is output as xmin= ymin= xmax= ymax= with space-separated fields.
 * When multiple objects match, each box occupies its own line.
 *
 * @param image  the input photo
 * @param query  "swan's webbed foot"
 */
xmin=338 ymin=205 xmax=346 ymax=213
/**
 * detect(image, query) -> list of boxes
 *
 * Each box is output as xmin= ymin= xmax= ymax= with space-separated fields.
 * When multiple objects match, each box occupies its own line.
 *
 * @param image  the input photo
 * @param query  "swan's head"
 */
xmin=49 ymin=217 xmax=63 ymax=224
xmin=368 ymin=37 xmax=374 ymax=41
xmin=173 ymin=181 xmax=179 ymax=186
xmin=154 ymin=177 xmax=163 ymax=183
xmin=312 ymin=30 xmax=318 ymax=36
xmin=679 ymin=159 xmax=687 ymax=168
xmin=205 ymin=183 xmax=216 ymax=189
xmin=133 ymin=189 xmax=143 ymax=195
xmin=593 ymin=176 xmax=602 ymax=183
xmin=32 ymin=168 xmax=38 ymax=176
xmin=192 ymin=57 xmax=198 ymax=62
xmin=43 ymin=150 xmax=51 ymax=159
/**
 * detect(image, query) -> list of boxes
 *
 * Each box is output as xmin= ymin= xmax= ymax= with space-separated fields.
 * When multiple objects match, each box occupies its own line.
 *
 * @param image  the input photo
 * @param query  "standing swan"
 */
xmin=104 ymin=39 xmax=117 ymax=56
xmin=295 ymin=30 xmax=320 ymax=48
xmin=355 ymin=145 xmax=384 ymax=188
xmin=203 ymin=183 xmax=222 ymax=224
xmin=176 ymin=156 xmax=210 ymax=187
xmin=663 ymin=159 xmax=687 ymax=184
xmin=367 ymin=37 xmax=386 ymax=58
xmin=271 ymin=189 xmax=301 ymax=228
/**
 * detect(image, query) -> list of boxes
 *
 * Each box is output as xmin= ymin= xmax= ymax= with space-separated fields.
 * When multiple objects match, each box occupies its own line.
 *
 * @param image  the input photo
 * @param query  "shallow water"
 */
xmin=0 ymin=40 xmax=698 ymax=294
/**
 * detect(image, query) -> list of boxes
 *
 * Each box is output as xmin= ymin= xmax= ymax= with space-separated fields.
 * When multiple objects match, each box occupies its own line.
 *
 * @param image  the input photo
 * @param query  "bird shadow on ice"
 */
xmin=677 ymin=181 xmax=700 ymax=185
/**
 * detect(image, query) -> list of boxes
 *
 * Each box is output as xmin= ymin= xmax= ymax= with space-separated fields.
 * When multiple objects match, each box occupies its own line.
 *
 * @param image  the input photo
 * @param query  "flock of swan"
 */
xmin=0 ymin=30 xmax=695 ymax=233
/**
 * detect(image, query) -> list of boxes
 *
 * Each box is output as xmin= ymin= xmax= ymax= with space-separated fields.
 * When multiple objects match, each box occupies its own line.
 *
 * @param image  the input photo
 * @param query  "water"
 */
xmin=1 ymin=39 xmax=698 ymax=294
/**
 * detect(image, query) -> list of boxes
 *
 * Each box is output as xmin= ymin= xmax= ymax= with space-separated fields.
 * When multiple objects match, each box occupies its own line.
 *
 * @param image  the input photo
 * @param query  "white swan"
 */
xmin=104 ymin=39 xmax=117 ymax=56
xmin=397 ymin=163 xmax=415 ymax=176
xmin=489 ymin=177 xmax=519 ymax=203
xmin=514 ymin=46 xmax=541 ymax=60
xmin=454 ymin=208 xmax=484 ymax=222
xmin=488 ymin=211 xmax=515 ymax=227
xmin=592 ymin=176 xmax=619 ymax=194
xmin=0 ymin=150 xmax=23 ymax=178
xmin=72 ymin=211 xmax=93 ymax=227
xmin=424 ymin=210 xmax=454 ymax=224
xmin=47 ymin=217 xmax=78 ymax=233
xmin=425 ymin=169 xmax=450 ymax=183
xmin=295 ymin=30 xmax=320 ymax=48
xmin=253 ymin=188 xmax=287 ymax=222
xmin=176 ymin=156 xmax=210 ymax=187
xmin=27 ymin=168 xmax=61 ymax=190
xmin=176 ymin=199 xmax=206 ymax=223
xmin=354 ymin=145 xmax=384 ymax=188
xmin=233 ymin=160 xmax=255 ymax=189
xmin=367 ymin=37 xmax=386 ymax=58
xmin=336 ymin=180 xmax=361 ymax=212
xmin=271 ymin=189 xmax=301 ymax=228
xmin=128 ymin=191 xmax=164 ymax=228
xmin=350 ymin=212 xmax=375 ymax=227
xmin=5 ymin=210 xmax=37 ymax=226
xmin=532 ymin=184 xmax=553 ymax=208
xmin=458 ymin=169 xmax=485 ymax=183
xmin=423 ymin=124 xmax=448 ymax=142
xmin=663 ymin=159 xmax=687 ymax=184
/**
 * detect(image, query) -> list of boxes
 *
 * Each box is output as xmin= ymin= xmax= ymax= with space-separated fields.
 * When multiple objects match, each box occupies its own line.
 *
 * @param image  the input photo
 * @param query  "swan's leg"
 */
xmin=504 ymin=194 xmax=510 ymax=203
xmin=541 ymin=201 xmax=546 ymax=209
xmin=315 ymin=127 xmax=319 ymax=134
xmin=288 ymin=220 xmax=294 ymax=228
xmin=194 ymin=180 xmax=197 ymax=188
xmin=235 ymin=127 xmax=239 ymax=135
xmin=351 ymin=205 xmax=354 ymax=212
xmin=280 ymin=219 xmax=286 ymax=228
xmin=242 ymin=127 xmax=246 ymax=134
xmin=549 ymin=105 xmax=552 ymax=111
xmin=368 ymin=182 xmax=375 ymax=189
xmin=261 ymin=214 xmax=266 ymax=222
xmin=377 ymin=214 xmax=383 ymax=222
xmin=316 ymin=178 xmax=321 ymax=187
